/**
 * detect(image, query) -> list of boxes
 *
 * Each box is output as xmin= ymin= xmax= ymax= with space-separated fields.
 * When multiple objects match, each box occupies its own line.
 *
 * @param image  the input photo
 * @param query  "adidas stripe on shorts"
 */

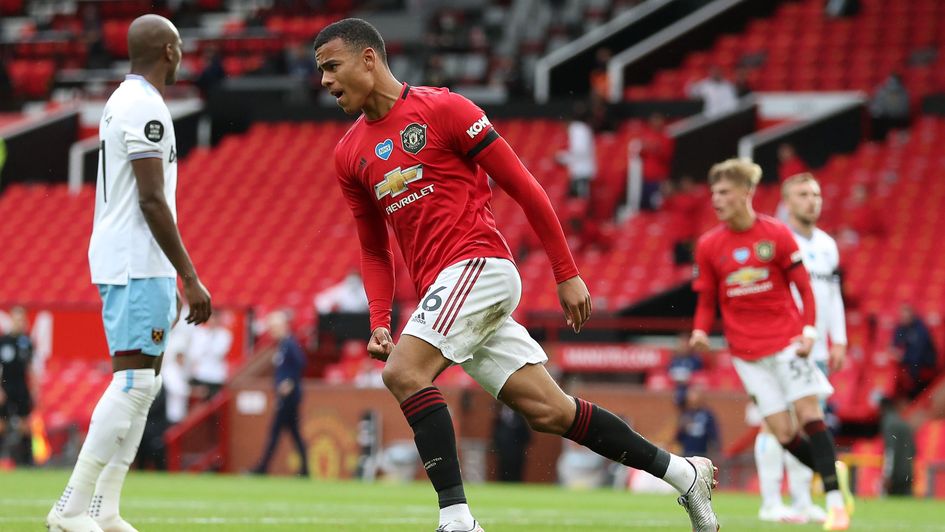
xmin=401 ymin=257 xmax=547 ymax=397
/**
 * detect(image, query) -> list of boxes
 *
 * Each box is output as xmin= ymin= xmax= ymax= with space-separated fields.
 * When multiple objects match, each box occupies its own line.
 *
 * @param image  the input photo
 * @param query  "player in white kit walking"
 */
xmin=754 ymin=172 xmax=852 ymax=524
xmin=47 ymin=15 xmax=212 ymax=532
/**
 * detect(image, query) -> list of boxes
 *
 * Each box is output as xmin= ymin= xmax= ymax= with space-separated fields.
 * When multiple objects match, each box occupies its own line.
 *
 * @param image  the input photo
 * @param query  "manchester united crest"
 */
xmin=401 ymin=123 xmax=427 ymax=154
xmin=152 ymin=328 xmax=165 ymax=344
xmin=755 ymin=240 xmax=775 ymax=262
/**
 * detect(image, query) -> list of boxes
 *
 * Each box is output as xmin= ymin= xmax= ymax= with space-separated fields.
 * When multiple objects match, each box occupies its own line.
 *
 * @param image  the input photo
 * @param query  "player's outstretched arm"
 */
xmin=478 ymin=138 xmax=578 ymax=281
xmin=827 ymin=282 xmax=848 ymax=370
xmin=354 ymin=212 xmax=395 ymax=335
xmin=351 ymin=216 xmax=394 ymax=329
xmin=690 ymin=291 xmax=714 ymax=352
xmin=828 ymin=264 xmax=848 ymax=371
xmin=337 ymin=173 xmax=396 ymax=346
xmin=690 ymin=239 xmax=716 ymax=352
xmin=335 ymin=144 xmax=396 ymax=354
xmin=477 ymin=137 xmax=588 ymax=330
xmin=786 ymin=262 xmax=817 ymax=357
xmin=132 ymin=157 xmax=211 ymax=325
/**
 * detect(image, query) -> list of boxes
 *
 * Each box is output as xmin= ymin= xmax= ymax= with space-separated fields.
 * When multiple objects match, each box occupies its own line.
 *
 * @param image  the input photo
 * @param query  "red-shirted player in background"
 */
xmin=314 ymin=18 xmax=719 ymax=532
xmin=689 ymin=159 xmax=853 ymax=531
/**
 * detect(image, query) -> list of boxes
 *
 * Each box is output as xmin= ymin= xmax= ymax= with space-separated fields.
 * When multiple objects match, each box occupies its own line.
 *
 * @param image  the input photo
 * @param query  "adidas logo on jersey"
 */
xmin=412 ymin=312 xmax=426 ymax=325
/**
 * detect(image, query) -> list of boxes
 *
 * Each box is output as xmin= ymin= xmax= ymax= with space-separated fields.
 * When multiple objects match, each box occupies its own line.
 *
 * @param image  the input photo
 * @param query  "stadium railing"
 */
xmin=622 ymin=137 xmax=643 ymax=221
xmin=927 ymin=462 xmax=945 ymax=498
xmin=534 ymin=0 xmax=679 ymax=103
xmin=525 ymin=314 xmax=694 ymax=344
xmin=738 ymin=96 xmax=866 ymax=182
xmin=165 ymin=389 xmax=231 ymax=473
xmin=906 ymin=365 xmax=945 ymax=424
xmin=666 ymin=97 xmax=758 ymax=183
xmin=165 ymin=342 xmax=279 ymax=473
xmin=607 ymin=0 xmax=780 ymax=102
xmin=0 ymin=106 xmax=79 ymax=190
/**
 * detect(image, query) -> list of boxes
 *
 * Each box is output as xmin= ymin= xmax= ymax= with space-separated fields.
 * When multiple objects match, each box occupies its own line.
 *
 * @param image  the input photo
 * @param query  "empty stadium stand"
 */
xmin=5 ymin=116 xmax=942 ymax=435
xmin=0 ymin=119 xmax=693 ymax=317
xmin=3 ymin=114 xmax=942 ymax=329
xmin=626 ymin=0 xmax=945 ymax=103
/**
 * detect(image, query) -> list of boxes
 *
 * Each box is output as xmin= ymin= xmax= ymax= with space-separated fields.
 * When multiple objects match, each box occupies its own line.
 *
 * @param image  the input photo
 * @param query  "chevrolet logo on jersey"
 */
xmin=726 ymin=266 xmax=770 ymax=286
xmin=375 ymin=164 xmax=423 ymax=200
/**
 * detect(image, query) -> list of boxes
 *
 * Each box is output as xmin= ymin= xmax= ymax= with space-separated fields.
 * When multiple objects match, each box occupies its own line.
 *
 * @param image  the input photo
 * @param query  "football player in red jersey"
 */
xmin=690 ymin=159 xmax=852 ymax=530
xmin=315 ymin=18 xmax=719 ymax=532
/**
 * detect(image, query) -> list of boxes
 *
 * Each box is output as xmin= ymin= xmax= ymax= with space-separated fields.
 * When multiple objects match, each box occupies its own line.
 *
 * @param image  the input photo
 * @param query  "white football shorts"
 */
xmin=401 ymin=257 xmax=547 ymax=397
xmin=732 ymin=343 xmax=834 ymax=418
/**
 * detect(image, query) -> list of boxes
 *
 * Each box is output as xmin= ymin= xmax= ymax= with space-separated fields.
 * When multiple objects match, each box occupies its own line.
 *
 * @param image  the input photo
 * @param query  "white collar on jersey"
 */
xmin=124 ymin=74 xmax=160 ymax=96
xmin=789 ymin=224 xmax=818 ymax=242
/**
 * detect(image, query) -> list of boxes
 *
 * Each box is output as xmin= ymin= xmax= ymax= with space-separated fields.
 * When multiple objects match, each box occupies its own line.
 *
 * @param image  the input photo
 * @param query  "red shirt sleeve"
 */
xmin=692 ymin=236 xmax=718 ymax=332
xmin=778 ymin=225 xmax=816 ymax=328
xmin=787 ymin=262 xmax=816 ymax=328
xmin=777 ymin=223 xmax=804 ymax=271
xmin=335 ymin=146 xmax=395 ymax=332
xmin=437 ymin=91 xmax=501 ymax=160
xmin=477 ymin=137 xmax=580 ymax=283
xmin=435 ymin=91 xmax=579 ymax=283
xmin=692 ymin=235 xmax=717 ymax=293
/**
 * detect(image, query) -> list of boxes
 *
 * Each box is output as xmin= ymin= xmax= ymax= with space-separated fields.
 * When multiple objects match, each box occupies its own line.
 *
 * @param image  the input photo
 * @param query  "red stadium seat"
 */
xmin=0 ymin=0 xmax=22 ymax=14
xmin=102 ymin=19 xmax=132 ymax=57
xmin=627 ymin=0 xmax=944 ymax=101
xmin=7 ymin=59 xmax=55 ymax=99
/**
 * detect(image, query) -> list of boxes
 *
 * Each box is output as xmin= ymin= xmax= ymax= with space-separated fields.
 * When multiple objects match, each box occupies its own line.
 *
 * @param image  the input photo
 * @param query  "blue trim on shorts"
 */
xmin=122 ymin=370 xmax=133 ymax=393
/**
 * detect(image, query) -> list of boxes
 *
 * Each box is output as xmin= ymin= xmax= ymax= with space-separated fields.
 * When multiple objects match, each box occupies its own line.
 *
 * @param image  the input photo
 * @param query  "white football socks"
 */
xmin=55 ymin=369 xmax=155 ymax=518
xmin=663 ymin=454 xmax=698 ymax=494
xmin=754 ymin=431 xmax=785 ymax=509
xmin=91 ymin=375 xmax=162 ymax=524
xmin=784 ymin=448 xmax=814 ymax=509
xmin=439 ymin=503 xmax=474 ymax=528
xmin=826 ymin=490 xmax=844 ymax=511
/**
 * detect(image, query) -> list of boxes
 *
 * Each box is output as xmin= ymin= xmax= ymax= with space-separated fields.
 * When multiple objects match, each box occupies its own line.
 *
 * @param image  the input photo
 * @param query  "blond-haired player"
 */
xmin=690 ymin=159 xmax=852 ymax=530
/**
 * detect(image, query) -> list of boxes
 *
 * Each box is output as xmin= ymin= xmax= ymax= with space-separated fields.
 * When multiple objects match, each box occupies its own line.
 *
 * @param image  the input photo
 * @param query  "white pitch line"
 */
xmin=0 ymin=498 xmax=639 ymax=521
xmin=0 ymin=515 xmax=679 ymax=527
xmin=0 ymin=498 xmax=431 ymax=513
xmin=1 ymin=511 xmax=940 ymax=531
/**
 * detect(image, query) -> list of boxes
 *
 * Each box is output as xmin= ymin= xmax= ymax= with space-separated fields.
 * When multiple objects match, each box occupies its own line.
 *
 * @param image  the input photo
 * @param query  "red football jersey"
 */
xmin=334 ymin=84 xmax=513 ymax=298
xmin=693 ymin=214 xmax=808 ymax=360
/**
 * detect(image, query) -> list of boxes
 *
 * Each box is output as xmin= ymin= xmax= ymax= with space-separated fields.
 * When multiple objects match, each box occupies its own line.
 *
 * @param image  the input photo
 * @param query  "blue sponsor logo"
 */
xmin=733 ymin=247 xmax=750 ymax=264
xmin=375 ymin=139 xmax=393 ymax=160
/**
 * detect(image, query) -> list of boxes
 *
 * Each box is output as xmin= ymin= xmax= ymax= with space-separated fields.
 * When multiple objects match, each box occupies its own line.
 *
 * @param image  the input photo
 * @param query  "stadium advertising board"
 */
xmin=555 ymin=344 xmax=670 ymax=372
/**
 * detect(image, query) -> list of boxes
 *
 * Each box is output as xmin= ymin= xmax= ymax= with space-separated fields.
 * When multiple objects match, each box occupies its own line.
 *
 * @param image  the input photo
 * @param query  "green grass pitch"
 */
xmin=3 ymin=469 xmax=943 ymax=531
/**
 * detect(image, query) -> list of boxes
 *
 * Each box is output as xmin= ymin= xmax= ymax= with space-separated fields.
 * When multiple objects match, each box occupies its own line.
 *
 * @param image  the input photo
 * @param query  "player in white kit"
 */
xmin=47 ymin=15 xmax=211 ymax=532
xmin=753 ymin=172 xmax=852 ymax=524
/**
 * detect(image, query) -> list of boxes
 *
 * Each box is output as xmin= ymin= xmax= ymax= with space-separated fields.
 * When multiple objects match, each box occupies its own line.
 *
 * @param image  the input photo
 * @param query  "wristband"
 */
xmin=802 ymin=325 xmax=819 ymax=341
